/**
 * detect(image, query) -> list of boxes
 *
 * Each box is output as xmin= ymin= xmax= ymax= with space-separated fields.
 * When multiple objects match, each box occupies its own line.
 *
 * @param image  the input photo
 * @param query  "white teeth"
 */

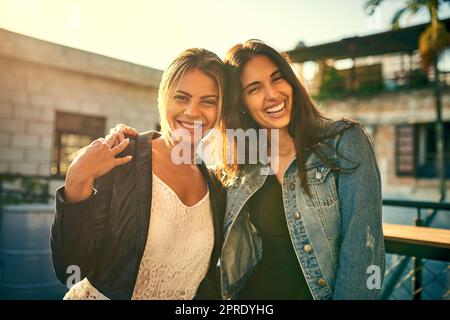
xmin=179 ymin=121 xmax=203 ymax=129
xmin=266 ymin=102 xmax=285 ymax=113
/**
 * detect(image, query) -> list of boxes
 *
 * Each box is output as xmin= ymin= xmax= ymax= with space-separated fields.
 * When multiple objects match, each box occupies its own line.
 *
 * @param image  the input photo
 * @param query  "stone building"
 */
xmin=0 ymin=29 xmax=162 ymax=192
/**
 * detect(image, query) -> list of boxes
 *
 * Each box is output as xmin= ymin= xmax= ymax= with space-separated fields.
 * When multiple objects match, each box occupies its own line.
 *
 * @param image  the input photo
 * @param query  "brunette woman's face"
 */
xmin=166 ymin=68 xmax=219 ymax=144
xmin=240 ymin=55 xmax=292 ymax=130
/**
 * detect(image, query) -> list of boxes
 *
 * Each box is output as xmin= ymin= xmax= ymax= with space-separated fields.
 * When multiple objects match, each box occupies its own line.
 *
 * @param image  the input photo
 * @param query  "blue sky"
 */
xmin=1 ymin=0 xmax=450 ymax=70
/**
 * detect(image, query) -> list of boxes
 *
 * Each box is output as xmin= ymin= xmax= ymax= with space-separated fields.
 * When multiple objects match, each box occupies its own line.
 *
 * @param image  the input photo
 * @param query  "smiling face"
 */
xmin=166 ymin=68 xmax=219 ymax=145
xmin=240 ymin=55 xmax=293 ymax=131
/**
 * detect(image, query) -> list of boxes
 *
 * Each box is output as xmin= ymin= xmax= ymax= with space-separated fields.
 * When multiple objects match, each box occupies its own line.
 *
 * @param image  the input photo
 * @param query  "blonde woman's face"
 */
xmin=166 ymin=68 xmax=219 ymax=145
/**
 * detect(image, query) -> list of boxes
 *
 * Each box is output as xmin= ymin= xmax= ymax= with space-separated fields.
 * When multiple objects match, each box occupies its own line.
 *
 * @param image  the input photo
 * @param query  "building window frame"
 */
xmin=51 ymin=111 xmax=106 ymax=178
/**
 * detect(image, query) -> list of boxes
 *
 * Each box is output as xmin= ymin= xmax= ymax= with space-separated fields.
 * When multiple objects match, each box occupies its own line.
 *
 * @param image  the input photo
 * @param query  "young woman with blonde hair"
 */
xmin=51 ymin=48 xmax=226 ymax=300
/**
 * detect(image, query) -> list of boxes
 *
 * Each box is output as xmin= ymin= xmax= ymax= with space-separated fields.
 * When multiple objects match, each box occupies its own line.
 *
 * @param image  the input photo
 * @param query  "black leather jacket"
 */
xmin=50 ymin=131 xmax=225 ymax=299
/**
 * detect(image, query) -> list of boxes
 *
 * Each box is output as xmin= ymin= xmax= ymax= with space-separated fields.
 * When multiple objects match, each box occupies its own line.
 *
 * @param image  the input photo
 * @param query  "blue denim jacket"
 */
xmin=220 ymin=120 xmax=385 ymax=300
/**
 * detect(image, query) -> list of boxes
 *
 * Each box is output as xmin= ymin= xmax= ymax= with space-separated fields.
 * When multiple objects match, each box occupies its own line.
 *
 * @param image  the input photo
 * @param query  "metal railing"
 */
xmin=0 ymin=174 xmax=56 ymax=209
xmin=302 ymin=50 xmax=450 ymax=100
xmin=382 ymin=198 xmax=450 ymax=300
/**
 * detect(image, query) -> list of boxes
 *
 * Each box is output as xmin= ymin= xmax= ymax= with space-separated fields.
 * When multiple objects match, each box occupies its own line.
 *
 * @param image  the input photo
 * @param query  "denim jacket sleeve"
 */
xmin=332 ymin=124 xmax=385 ymax=299
xmin=50 ymin=168 xmax=116 ymax=284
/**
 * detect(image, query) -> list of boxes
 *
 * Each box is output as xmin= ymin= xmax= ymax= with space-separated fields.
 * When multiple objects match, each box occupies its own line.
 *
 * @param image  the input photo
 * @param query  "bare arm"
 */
xmin=63 ymin=130 xmax=136 ymax=203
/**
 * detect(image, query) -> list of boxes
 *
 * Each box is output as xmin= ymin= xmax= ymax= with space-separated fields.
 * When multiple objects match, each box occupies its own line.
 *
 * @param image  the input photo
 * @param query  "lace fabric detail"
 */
xmin=131 ymin=173 xmax=214 ymax=300
xmin=61 ymin=173 xmax=214 ymax=300
xmin=63 ymin=278 xmax=109 ymax=300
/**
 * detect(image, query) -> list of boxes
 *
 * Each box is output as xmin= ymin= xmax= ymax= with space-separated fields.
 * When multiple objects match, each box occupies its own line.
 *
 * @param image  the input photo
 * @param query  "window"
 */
xmin=51 ymin=112 xmax=106 ymax=177
xmin=416 ymin=122 xmax=450 ymax=178
xmin=396 ymin=122 xmax=450 ymax=178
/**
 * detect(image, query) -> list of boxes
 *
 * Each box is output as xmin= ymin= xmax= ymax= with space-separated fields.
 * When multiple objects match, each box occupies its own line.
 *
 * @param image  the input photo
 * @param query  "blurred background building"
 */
xmin=0 ymin=28 xmax=162 ymax=184
xmin=0 ymin=28 xmax=162 ymax=299
xmin=288 ymin=19 xmax=450 ymax=202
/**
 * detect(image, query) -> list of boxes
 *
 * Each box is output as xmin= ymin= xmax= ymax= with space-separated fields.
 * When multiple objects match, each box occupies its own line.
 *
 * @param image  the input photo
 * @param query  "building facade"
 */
xmin=319 ymin=88 xmax=450 ymax=200
xmin=0 ymin=29 xmax=162 ymax=193
xmin=288 ymin=21 xmax=450 ymax=202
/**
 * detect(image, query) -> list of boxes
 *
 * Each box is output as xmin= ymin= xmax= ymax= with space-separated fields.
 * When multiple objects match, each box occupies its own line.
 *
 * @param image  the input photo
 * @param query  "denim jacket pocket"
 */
xmin=300 ymin=165 xmax=341 ymax=261
xmin=303 ymin=165 xmax=339 ymax=208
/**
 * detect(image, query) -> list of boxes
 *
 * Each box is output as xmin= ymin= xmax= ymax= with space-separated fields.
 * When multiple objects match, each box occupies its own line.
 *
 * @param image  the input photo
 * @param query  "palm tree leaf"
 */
xmin=365 ymin=0 xmax=385 ymax=8
xmin=391 ymin=7 xmax=409 ymax=29
xmin=365 ymin=0 xmax=385 ymax=14
xmin=406 ymin=0 xmax=426 ymax=14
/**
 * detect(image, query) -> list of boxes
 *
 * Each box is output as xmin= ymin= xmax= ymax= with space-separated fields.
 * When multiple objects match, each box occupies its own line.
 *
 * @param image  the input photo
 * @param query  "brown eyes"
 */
xmin=246 ymin=76 xmax=285 ymax=95
xmin=247 ymin=87 xmax=260 ymax=95
xmin=203 ymin=100 xmax=218 ymax=106
xmin=173 ymin=95 xmax=217 ymax=107
xmin=174 ymin=95 xmax=188 ymax=102
xmin=273 ymin=76 xmax=284 ymax=82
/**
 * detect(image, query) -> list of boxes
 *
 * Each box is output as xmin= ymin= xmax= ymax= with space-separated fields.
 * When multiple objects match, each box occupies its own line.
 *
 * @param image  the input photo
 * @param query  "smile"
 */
xmin=264 ymin=101 xmax=287 ymax=118
xmin=176 ymin=120 xmax=204 ymax=130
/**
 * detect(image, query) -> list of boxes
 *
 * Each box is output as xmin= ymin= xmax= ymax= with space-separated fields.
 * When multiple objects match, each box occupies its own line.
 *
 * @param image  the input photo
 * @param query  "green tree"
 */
xmin=319 ymin=66 xmax=345 ymax=99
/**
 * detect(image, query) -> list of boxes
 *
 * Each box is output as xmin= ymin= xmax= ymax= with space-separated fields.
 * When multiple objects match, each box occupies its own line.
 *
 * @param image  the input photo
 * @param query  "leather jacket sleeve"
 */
xmin=50 ymin=168 xmax=117 ymax=285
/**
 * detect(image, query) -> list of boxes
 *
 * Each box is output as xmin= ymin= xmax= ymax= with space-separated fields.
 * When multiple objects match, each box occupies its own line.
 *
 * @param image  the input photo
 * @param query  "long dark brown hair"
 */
xmin=218 ymin=39 xmax=357 ymax=195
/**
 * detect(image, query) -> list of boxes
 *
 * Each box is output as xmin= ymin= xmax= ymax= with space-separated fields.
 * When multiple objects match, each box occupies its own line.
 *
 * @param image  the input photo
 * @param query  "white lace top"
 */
xmin=63 ymin=173 xmax=214 ymax=300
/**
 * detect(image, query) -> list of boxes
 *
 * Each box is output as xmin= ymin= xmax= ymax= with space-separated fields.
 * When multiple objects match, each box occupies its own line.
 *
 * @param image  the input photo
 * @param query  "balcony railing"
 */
xmin=382 ymin=199 xmax=450 ymax=300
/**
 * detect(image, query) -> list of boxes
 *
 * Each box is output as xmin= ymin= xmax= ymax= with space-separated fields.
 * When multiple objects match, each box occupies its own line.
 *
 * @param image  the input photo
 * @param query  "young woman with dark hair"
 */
xmin=218 ymin=40 xmax=384 ymax=300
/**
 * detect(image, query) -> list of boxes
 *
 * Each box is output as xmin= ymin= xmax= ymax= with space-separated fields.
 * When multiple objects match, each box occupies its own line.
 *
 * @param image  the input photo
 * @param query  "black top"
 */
xmin=237 ymin=174 xmax=313 ymax=300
